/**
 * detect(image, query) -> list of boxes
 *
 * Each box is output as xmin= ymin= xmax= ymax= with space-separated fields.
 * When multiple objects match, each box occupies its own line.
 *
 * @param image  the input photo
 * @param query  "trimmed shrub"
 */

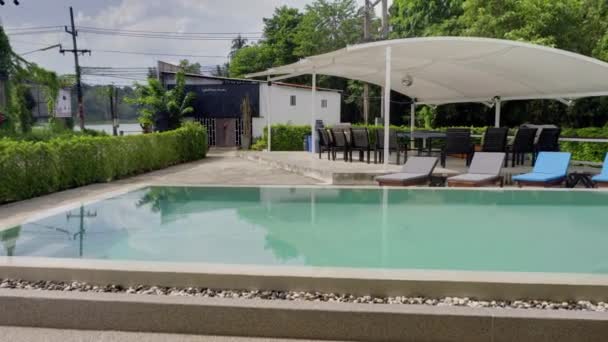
xmin=252 ymin=124 xmax=311 ymax=151
xmin=0 ymin=122 xmax=207 ymax=203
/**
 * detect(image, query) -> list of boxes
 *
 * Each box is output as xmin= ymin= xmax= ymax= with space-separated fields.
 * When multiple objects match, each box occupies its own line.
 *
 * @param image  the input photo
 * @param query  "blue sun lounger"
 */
xmin=512 ymin=152 xmax=571 ymax=187
xmin=592 ymin=153 xmax=608 ymax=188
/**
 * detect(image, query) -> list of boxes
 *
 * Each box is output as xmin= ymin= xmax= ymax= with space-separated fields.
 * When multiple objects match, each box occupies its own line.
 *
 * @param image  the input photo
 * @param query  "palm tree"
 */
xmin=127 ymin=70 xmax=195 ymax=132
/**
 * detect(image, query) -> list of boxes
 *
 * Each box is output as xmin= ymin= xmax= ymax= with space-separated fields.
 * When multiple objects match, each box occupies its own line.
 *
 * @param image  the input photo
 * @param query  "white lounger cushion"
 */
xmin=447 ymin=173 xmax=498 ymax=183
xmin=401 ymin=157 xmax=439 ymax=174
xmin=375 ymin=173 xmax=428 ymax=182
xmin=467 ymin=152 xmax=505 ymax=175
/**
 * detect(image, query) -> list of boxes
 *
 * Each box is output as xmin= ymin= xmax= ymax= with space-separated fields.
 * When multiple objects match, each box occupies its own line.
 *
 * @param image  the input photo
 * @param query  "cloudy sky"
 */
xmin=1 ymin=0 xmax=390 ymax=85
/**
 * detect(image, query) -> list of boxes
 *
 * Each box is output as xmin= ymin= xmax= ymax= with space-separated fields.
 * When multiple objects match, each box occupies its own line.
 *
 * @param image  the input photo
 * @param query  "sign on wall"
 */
xmin=54 ymin=89 xmax=72 ymax=118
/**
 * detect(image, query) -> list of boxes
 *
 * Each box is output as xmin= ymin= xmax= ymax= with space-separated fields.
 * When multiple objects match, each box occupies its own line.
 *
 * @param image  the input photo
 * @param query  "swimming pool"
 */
xmin=2 ymin=186 xmax=608 ymax=274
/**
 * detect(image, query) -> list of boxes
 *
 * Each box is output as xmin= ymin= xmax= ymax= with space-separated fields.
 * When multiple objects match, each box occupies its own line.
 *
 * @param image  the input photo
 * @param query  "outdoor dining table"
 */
xmin=396 ymin=131 xmax=447 ymax=156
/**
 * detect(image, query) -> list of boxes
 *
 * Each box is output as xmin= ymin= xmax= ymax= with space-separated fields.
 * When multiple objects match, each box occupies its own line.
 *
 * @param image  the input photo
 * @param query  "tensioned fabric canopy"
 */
xmin=247 ymin=37 xmax=608 ymax=105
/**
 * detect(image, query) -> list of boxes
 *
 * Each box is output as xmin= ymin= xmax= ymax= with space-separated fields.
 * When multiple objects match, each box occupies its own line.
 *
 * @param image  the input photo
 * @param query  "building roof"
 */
xmin=246 ymin=36 xmax=608 ymax=105
xmin=158 ymin=61 xmax=341 ymax=93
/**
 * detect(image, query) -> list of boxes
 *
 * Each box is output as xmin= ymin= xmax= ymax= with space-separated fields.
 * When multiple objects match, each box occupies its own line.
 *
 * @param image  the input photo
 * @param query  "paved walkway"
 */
xmin=0 ymin=151 xmax=319 ymax=229
xmin=0 ymin=326 xmax=346 ymax=342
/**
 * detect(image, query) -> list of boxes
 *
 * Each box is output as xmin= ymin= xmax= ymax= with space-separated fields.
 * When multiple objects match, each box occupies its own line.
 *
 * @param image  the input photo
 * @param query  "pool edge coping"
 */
xmin=0 ymin=288 xmax=607 ymax=342
xmin=2 ymin=257 xmax=608 ymax=302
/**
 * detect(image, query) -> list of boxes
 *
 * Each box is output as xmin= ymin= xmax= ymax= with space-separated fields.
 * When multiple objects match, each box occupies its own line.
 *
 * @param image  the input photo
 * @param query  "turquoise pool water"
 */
xmin=2 ymin=186 xmax=608 ymax=274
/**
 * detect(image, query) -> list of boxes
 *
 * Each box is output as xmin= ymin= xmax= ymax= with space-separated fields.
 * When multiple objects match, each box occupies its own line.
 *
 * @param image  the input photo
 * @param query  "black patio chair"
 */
xmin=375 ymin=128 xmax=403 ymax=164
xmin=534 ymin=127 xmax=561 ymax=164
xmin=349 ymin=128 xmax=372 ymax=163
xmin=440 ymin=130 xmax=474 ymax=168
xmin=317 ymin=128 xmax=333 ymax=160
xmin=481 ymin=127 xmax=509 ymax=153
xmin=329 ymin=128 xmax=350 ymax=162
xmin=506 ymin=127 xmax=537 ymax=167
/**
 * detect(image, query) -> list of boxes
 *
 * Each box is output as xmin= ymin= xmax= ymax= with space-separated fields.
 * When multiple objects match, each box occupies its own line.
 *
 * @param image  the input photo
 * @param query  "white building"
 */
xmin=159 ymin=62 xmax=341 ymax=147
xmin=257 ymin=82 xmax=341 ymax=138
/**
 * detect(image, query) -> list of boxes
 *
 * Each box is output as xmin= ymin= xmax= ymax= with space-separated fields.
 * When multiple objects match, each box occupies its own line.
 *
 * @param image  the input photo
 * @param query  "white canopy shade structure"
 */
xmin=247 ymin=37 xmax=608 ymax=163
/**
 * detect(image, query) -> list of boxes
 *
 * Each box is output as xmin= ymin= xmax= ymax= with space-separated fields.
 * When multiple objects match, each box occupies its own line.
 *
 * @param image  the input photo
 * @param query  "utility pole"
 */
xmin=66 ymin=205 xmax=97 ymax=257
xmin=363 ymin=0 xmax=389 ymax=124
xmin=61 ymin=6 xmax=90 ymax=130
xmin=108 ymin=84 xmax=119 ymax=136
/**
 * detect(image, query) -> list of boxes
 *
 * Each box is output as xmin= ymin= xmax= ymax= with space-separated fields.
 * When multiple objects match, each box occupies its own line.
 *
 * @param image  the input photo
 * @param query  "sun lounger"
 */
xmin=447 ymin=152 xmax=505 ymax=187
xmin=512 ymin=152 xmax=571 ymax=187
xmin=592 ymin=153 xmax=608 ymax=188
xmin=375 ymin=157 xmax=438 ymax=186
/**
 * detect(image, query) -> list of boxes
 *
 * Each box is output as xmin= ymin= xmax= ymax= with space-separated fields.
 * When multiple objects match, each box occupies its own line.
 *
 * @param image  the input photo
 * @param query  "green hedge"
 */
xmin=252 ymin=124 xmax=608 ymax=162
xmin=252 ymin=124 xmax=311 ymax=151
xmin=0 ymin=122 xmax=207 ymax=203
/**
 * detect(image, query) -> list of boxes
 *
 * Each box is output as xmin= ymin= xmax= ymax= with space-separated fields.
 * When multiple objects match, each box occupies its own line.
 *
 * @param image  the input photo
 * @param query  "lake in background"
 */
xmin=76 ymin=123 xmax=142 ymax=135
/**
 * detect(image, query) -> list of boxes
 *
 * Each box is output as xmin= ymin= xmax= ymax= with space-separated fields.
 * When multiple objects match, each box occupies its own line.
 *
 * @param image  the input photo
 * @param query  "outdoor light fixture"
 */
xmin=401 ymin=74 xmax=413 ymax=87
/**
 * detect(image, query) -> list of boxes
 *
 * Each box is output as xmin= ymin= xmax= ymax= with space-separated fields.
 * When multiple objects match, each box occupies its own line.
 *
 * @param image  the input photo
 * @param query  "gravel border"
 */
xmin=1 ymin=278 xmax=607 ymax=312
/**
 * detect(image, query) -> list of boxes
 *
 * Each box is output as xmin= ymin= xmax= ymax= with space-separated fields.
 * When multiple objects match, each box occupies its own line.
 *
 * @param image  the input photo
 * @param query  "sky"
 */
xmin=1 ymin=0 xmax=391 ymax=85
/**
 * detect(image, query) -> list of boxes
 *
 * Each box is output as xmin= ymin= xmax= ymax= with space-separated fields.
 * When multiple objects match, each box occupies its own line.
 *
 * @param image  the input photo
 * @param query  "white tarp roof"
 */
xmin=247 ymin=37 xmax=608 ymax=105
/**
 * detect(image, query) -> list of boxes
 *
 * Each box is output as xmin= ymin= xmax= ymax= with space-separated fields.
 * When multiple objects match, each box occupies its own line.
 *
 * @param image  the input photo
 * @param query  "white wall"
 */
xmin=254 ymin=83 xmax=341 ymax=138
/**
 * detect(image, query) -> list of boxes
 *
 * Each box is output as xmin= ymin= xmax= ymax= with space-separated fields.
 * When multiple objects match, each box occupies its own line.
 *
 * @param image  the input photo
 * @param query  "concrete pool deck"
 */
xmin=241 ymin=151 xmax=602 ymax=185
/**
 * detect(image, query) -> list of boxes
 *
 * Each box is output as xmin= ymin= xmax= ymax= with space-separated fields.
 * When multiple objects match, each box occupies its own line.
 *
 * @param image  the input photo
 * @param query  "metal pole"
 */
xmin=495 ymin=98 xmax=501 ymax=128
xmin=410 ymin=102 xmax=416 ymax=149
xmin=311 ymin=70 xmax=317 ymax=154
xmin=381 ymin=0 xmax=389 ymax=39
xmin=383 ymin=46 xmax=391 ymax=166
xmin=69 ymin=7 xmax=84 ymax=130
xmin=362 ymin=0 xmax=371 ymax=124
xmin=266 ymin=77 xmax=272 ymax=152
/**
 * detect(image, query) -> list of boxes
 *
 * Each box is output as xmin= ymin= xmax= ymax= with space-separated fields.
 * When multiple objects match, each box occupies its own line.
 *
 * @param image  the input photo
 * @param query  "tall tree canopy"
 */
xmin=229 ymin=0 xmax=363 ymax=78
xmin=293 ymin=0 xmax=362 ymax=57
xmin=263 ymin=6 xmax=303 ymax=65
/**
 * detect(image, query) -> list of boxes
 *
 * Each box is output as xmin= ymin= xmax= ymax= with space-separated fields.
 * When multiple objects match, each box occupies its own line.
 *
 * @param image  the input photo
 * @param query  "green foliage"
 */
xmin=0 ymin=122 xmax=207 ymax=203
xmin=229 ymin=44 xmax=275 ymax=78
xmin=252 ymin=124 xmax=311 ymax=151
xmin=229 ymin=0 xmax=362 ymax=78
xmin=11 ymin=84 xmax=35 ymax=133
xmin=263 ymin=6 xmax=303 ymax=65
xmin=126 ymin=70 xmax=195 ymax=130
xmin=293 ymin=0 xmax=362 ymax=57
xmin=389 ymin=0 xmax=464 ymax=37
xmin=178 ymin=59 xmax=202 ymax=74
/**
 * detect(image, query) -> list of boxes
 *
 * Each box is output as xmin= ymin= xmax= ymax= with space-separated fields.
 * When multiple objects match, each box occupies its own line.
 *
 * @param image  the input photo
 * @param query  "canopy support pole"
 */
xmin=311 ymin=69 xmax=317 ymax=154
xmin=383 ymin=46 xmax=392 ymax=166
xmin=410 ymin=101 xmax=416 ymax=149
xmin=266 ymin=77 xmax=272 ymax=151
xmin=494 ymin=97 xmax=501 ymax=128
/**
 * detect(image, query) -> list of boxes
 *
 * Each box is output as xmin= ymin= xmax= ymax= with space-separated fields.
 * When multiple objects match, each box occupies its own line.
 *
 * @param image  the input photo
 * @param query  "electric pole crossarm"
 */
xmin=61 ymin=6 xmax=91 ymax=130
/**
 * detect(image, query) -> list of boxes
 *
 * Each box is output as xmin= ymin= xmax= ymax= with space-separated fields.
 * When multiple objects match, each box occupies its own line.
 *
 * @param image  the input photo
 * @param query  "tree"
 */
xmin=212 ymin=63 xmax=230 ymax=77
xmin=293 ymin=0 xmax=362 ymax=57
xmin=229 ymin=35 xmax=249 ymax=59
xmin=179 ymin=59 xmax=202 ymax=74
xmin=389 ymin=0 xmax=463 ymax=37
xmin=11 ymin=84 xmax=35 ymax=133
xmin=263 ymin=6 xmax=303 ymax=65
xmin=229 ymin=44 xmax=274 ymax=78
xmin=126 ymin=70 xmax=195 ymax=131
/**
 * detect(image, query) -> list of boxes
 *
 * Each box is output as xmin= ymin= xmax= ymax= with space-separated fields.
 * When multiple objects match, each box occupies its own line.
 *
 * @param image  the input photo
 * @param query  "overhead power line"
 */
xmin=78 ymin=29 xmax=262 ymax=41
xmin=77 ymin=26 xmax=262 ymax=35
xmin=93 ymin=49 xmax=228 ymax=58
xmin=4 ymin=25 xmax=64 ymax=31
